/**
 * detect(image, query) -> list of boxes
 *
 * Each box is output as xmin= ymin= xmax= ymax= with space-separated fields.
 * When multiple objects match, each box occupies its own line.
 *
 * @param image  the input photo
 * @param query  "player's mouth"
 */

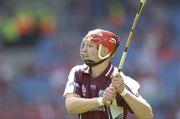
xmin=81 ymin=52 xmax=89 ymax=59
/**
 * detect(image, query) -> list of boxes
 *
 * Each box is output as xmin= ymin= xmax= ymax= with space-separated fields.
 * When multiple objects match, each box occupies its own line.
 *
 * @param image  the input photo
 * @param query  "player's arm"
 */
xmin=111 ymin=73 xmax=153 ymax=119
xmin=122 ymin=91 xmax=153 ymax=119
xmin=65 ymin=93 xmax=101 ymax=114
xmin=65 ymin=86 xmax=116 ymax=114
xmin=123 ymin=92 xmax=153 ymax=119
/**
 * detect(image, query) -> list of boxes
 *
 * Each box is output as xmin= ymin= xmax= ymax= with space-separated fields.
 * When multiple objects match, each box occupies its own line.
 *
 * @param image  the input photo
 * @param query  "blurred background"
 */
xmin=0 ymin=0 xmax=179 ymax=119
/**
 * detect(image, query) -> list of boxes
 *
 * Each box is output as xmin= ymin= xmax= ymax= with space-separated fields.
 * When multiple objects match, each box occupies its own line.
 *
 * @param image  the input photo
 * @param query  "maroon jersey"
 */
xmin=64 ymin=63 xmax=140 ymax=119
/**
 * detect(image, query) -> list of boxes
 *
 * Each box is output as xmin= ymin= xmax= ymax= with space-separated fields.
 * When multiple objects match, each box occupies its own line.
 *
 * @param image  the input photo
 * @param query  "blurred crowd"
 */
xmin=0 ymin=0 xmax=179 ymax=119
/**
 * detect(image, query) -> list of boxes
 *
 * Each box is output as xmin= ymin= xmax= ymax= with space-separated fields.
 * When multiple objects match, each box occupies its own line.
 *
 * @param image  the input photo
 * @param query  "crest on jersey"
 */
xmin=98 ymin=90 xmax=104 ymax=97
xmin=82 ymin=85 xmax=86 ymax=96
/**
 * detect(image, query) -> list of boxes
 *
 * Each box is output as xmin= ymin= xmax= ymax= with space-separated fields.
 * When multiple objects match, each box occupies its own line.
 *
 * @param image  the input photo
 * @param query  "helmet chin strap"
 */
xmin=84 ymin=58 xmax=108 ymax=67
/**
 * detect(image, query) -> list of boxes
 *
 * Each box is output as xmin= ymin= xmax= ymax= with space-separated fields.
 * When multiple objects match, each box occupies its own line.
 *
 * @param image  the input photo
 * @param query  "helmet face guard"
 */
xmin=80 ymin=29 xmax=120 ymax=67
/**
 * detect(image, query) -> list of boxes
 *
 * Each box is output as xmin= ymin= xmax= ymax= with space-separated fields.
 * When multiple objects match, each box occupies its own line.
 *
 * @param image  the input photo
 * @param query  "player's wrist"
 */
xmin=98 ymin=97 xmax=105 ymax=106
xmin=119 ymin=88 xmax=128 ymax=97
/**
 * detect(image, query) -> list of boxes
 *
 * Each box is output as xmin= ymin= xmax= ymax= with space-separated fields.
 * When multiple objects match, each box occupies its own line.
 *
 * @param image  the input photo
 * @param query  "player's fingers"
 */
xmin=111 ymin=75 xmax=123 ymax=85
xmin=106 ymin=87 xmax=117 ymax=95
xmin=108 ymin=86 xmax=116 ymax=92
xmin=113 ymin=75 xmax=123 ymax=81
xmin=104 ymin=88 xmax=116 ymax=99
xmin=111 ymin=72 xmax=121 ymax=78
xmin=104 ymin=93 xmax=113 ymax=99
xmin=112 ymin=78 xmax=124 ymax=86
xmin=104 ymin=90 xmax=115 ymax=97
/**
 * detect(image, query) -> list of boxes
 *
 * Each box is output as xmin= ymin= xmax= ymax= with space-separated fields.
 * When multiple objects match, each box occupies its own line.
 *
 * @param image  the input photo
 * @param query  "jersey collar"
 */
xmin=84 ymin=63 xmax=114 ymax=78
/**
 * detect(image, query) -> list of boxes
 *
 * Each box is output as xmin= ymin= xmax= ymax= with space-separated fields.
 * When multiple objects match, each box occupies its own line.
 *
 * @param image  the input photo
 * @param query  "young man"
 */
xmin=63 ymin=29 xmax=153 ymax=119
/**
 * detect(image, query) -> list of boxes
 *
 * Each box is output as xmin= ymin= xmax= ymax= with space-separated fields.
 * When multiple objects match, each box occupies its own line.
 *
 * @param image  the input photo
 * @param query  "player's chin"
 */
xmin=81 ymin=52 xmax=88 ymax=57
xmin=82 ymin=57 xmax=89 ymax=61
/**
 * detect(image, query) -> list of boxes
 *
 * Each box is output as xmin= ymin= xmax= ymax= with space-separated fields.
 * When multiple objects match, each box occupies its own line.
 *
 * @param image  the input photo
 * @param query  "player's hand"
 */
xmin=102 ymin=86 xmax=116 ymax=106
xmin=111 ymin=73 xmax=125 ymax=94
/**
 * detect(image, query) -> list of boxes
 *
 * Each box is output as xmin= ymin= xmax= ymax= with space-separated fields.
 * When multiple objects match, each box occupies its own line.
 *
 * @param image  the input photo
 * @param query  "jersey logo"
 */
xmin=98 ymin=89 xmax=104 ymax=97
xmin=82 ymin=85 xmax=86 ymax=96
xmin=90 ymin=84 xmax=96 ymax=90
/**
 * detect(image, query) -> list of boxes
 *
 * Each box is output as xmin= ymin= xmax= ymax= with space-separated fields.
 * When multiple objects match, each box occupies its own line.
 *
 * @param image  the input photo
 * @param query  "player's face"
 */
xmin=80 ymin=38 xmax=100 ymax=62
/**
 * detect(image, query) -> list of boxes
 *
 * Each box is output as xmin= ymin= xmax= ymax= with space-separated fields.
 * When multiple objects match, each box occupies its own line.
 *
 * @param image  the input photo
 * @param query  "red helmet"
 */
xmin=84 ymin=29 xmax=120 ymax=59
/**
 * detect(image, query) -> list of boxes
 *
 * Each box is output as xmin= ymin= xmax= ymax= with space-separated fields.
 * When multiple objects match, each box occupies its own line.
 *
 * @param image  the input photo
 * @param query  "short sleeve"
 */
xmin=63 ymin=66 xmax=82 ymax=97
xmin=123 ymin=74 xmax=140 ymax=97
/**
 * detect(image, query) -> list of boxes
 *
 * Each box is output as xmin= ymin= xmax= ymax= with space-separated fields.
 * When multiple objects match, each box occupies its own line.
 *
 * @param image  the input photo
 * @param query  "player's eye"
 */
xmin=84 ymin=43 xmax=92 ymax=48
xmin=87 ymin=44 xmax=93 ymax=47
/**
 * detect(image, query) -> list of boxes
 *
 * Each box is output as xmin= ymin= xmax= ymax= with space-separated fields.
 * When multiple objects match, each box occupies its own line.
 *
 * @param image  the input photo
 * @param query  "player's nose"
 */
xmin=82 ymin=45 xmax=88 ymax=52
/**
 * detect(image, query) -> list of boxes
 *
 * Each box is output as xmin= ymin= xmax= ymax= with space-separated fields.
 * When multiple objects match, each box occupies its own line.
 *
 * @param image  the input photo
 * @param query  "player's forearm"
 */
xmin=123 ymin=92 xmax=153 ymax=119
xmin=65 ymin=97 xmax=100 ymax=114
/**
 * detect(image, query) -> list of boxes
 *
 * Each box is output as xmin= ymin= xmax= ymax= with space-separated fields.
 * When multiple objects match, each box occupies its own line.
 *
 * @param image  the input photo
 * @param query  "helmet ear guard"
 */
xmin=98 ymin=44 xmax=111 ymax=60
xmin=97 ymin=37 xmax=119 ymax=59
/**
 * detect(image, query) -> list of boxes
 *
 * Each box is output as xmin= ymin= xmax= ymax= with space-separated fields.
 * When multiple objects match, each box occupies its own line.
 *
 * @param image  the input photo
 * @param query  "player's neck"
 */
xmin=91 ymin=60 xmax=110 ymax=78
